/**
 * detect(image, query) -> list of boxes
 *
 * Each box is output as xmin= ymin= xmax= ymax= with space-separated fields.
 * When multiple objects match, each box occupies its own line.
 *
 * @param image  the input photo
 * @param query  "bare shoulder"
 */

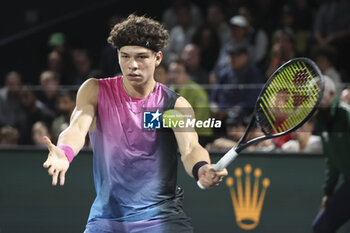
xmin=174 ymin=96 xmax=193 ymax=108
xmin=174 ymin=96 xmax=195 ymax=119
xmin=77 ymin=78 xmax=99 ymax=106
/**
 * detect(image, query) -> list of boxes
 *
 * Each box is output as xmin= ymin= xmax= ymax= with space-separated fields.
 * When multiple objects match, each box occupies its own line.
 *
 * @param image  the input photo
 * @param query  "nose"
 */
xmin=128 ymin=58 xmax=138 ymax=70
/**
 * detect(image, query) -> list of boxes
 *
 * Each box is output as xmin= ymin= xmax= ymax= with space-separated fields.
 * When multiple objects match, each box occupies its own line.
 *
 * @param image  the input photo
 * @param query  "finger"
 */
xmin=43 ymin=159 xmax=51 ymax=168
xmin=211 ymin=167 xmax=228 ymax=177
xmin=43 ymin=136 xmax=54 ymax=151
xmin=52 ymin=170 xmax=59 ymax=186
xmin=59 ymin=170 xmax=66 ymax=186
xmin=48 ymin=166 xmax=55 ymax=176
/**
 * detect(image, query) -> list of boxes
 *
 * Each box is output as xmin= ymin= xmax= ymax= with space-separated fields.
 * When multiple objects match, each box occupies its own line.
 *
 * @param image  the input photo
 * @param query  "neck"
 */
xmin=122 ymin=77 xmax=156 ymax=98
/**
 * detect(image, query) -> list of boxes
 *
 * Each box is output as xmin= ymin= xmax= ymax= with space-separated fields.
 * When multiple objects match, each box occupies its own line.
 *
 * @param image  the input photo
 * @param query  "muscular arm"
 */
xmin=57 ymin=78 xmax=98 ymax=154
xmin=173 ymin=97 xmax=227 ymax=188
xmin=43 ymin=78 xmax=98 ymax=186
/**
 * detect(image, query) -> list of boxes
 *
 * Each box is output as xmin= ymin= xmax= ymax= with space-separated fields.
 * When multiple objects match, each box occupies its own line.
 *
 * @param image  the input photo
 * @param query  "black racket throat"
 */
xmin=234 ymin=115 xmax=269 ymax=153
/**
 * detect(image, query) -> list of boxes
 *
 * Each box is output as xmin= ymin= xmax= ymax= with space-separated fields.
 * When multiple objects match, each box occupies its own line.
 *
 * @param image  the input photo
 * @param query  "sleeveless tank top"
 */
xmin=88 ymin=76 xmax=181 ymax=222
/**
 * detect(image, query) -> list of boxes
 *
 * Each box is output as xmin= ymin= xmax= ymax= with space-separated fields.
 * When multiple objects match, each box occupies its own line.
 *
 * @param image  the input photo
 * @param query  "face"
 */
xmin=118 ymin=46 xmax=162 ymax=86
xmin=341 ymin=88 xmax=350 ymax=104
xmin=20 ymin=89 xmax=36 ymax=109
xmin=5 ymin=74 xmax=22 ymax=94
xmin=32 ymin=123 xmax=49 ymax=146
xmin=181 ymin=44 xmax=200 ymax=68
xmin=73 ymin=53 xmax=91 ymax=74
xmin=48 ymin=51 xmax=62 ymax=71
xmin=230 ymin=53 xmax=248 ymax=70
xmin=320 ymin=89 xmax=334 ymax=108
xmin=40 ymin=71 xmax=58 ymax=92
xmin=231 ymin=26 xmax=248 ymax=41
xmin=207 ymin=6 xmax=223 ymax=26
xmin=168 ymin=62 xmax=188 ymax=85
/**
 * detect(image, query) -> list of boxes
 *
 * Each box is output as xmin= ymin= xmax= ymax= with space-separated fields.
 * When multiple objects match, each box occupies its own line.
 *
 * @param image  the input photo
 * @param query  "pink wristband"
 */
xmin=58 ymin=145 xmax=75 ymax=163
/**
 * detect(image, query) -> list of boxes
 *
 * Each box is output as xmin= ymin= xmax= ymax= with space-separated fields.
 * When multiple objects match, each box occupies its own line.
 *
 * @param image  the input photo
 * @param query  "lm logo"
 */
xmin=226 ymin=164 xmax=270 ymax=230
xmin=143 ymin=110 xmax=162 ymax=129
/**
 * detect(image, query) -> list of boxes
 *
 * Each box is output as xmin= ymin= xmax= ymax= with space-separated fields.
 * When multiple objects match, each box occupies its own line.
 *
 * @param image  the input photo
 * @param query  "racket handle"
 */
xmin=213 ymin=148 xmax=238 ymax=171
xmin=197 ymin=148 xmax=238 ymax=190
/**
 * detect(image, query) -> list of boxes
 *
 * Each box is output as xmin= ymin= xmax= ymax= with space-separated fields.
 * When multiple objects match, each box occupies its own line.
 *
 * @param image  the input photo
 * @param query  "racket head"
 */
xmin=254 ymin=57 xmax=324 ymax=138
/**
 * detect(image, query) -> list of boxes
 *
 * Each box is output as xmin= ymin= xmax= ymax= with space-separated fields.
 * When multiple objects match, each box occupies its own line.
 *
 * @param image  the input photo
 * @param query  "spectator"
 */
xmin=0 ymin=71 xmax=26 ymax=142
xmin=191 ymin=25 xmax=221 ymax=75
xmin=215 ymin=15 xmax=253 ymax=73
xmin=206 ymin=106 xmax=249 ymax=151
xmin=51 ymin=90 xmax=76 ymax=143
xmin=206 ymin=1 xmax=232 ymax=47
xmin=210 ymin=44 xmax=264 ymax=121
xmin=32 ymin=121 xmax=51 ymax=147
xmin=180 ymin=43 xmax=209 ymax=85
xmin=161 ymin=0 xmax=203 ymax=30
xmin=72 ymin=49 xmax=101 ymax=85
xmin=38 ymin=70 xmax=60 ymax=114
xmin=48 ymin=32 xmax=74 ymax=79
xmin=0 ymin=71 xmax=22 ymax=102
xmin=313 ymin=0 xmax=350 ymax=81
xmin=265 ymin=27 xmax=297 ymax=79
xmin=238 ymin=5 xmax=269 ymax=66
xmin=0 ymin=126 xmax=19 ymax=145
xmin=311 ymin=45 xmax=343 ymax=96
xmin=282 ymin=119 xmax=322 ymax=153
xmin=47 ymin=50 xmax=73 ymax=85
xmin=340 ymin=87 xmax=350 ymax=105
xmin=19 ymin=86 xmax=55 ymax=144
xmin=154 ymin=63 xmax=169 ymax=85
xmin=245 ymin=126 xmax=275 ymax=152
xmin=168 ymin=59 xmax=213 ymax=144
xmin=312 ymin=75 xmax=350 ymax=233
xmin=163 ymin=3 xmax=198 ymax=64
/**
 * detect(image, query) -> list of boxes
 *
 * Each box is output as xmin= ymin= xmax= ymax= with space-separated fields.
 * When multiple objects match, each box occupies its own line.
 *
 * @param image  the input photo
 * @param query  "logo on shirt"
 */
xmin=142 ymin=109 xmax=222 ymax=130
xmin=143 ymin=110 xmax=162 ymax=129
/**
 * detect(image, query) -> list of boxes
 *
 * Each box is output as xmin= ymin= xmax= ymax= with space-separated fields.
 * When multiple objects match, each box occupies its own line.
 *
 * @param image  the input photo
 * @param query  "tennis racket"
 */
xmin=198 ymin=57 xmax=324 ymax=189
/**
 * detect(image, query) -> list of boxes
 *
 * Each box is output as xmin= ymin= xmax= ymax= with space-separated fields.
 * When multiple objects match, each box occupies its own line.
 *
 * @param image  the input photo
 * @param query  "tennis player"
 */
xmin=312 ymin=76 xmax=350 ymax=233
xmin=43 ymin=14 xmax=227 ymax=233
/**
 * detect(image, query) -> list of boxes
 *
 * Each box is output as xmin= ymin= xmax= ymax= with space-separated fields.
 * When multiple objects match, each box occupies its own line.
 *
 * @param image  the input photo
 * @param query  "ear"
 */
xmin=155 ymin=51 xmax=163 ymax=67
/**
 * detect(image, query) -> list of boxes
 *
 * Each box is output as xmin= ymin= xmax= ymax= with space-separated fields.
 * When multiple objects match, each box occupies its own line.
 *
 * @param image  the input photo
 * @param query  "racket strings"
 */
xmin=257 ymin=60 xmax=322 ymax=135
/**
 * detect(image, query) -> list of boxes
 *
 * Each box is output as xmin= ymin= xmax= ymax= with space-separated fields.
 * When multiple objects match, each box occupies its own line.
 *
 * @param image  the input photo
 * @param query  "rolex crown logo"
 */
xmin=226 ymin=164 xmax=270 ymax=230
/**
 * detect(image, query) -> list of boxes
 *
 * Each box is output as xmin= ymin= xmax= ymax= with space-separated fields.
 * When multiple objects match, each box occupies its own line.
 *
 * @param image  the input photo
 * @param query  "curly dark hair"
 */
xmin=107 ymin=14 xmax=169 ymax=52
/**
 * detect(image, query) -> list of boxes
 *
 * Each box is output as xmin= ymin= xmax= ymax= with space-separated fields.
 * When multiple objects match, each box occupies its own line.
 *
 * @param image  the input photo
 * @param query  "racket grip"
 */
xmin=213 ymin=148 xmax=238 ymax=171
xmin=197 ymin=148 xmax=238 ymax=190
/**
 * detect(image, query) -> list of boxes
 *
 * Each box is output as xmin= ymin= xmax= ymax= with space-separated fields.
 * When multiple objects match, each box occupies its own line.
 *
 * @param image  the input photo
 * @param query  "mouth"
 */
xmin=127 ymin=73 xmax=141 ymax=80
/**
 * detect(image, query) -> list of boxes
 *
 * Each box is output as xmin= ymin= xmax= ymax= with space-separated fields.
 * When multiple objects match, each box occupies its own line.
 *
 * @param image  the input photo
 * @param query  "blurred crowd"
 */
xmin=1 ymin=0 xmax=350 ymax=154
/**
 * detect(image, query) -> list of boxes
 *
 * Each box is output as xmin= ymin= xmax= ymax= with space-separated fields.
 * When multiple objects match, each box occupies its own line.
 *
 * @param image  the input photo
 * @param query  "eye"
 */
xmin=139 ymin=55 xmax=148 ymax=59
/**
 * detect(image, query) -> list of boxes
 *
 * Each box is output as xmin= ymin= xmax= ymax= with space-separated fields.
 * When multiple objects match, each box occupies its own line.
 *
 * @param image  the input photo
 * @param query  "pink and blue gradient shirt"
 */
xmin=88 ymin=76 xmax=181 ymax=223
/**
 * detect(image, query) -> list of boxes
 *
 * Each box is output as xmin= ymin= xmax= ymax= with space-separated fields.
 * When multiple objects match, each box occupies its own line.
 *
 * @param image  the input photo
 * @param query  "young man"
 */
xmin=42 ymin=14 xmax=227 ymax=233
